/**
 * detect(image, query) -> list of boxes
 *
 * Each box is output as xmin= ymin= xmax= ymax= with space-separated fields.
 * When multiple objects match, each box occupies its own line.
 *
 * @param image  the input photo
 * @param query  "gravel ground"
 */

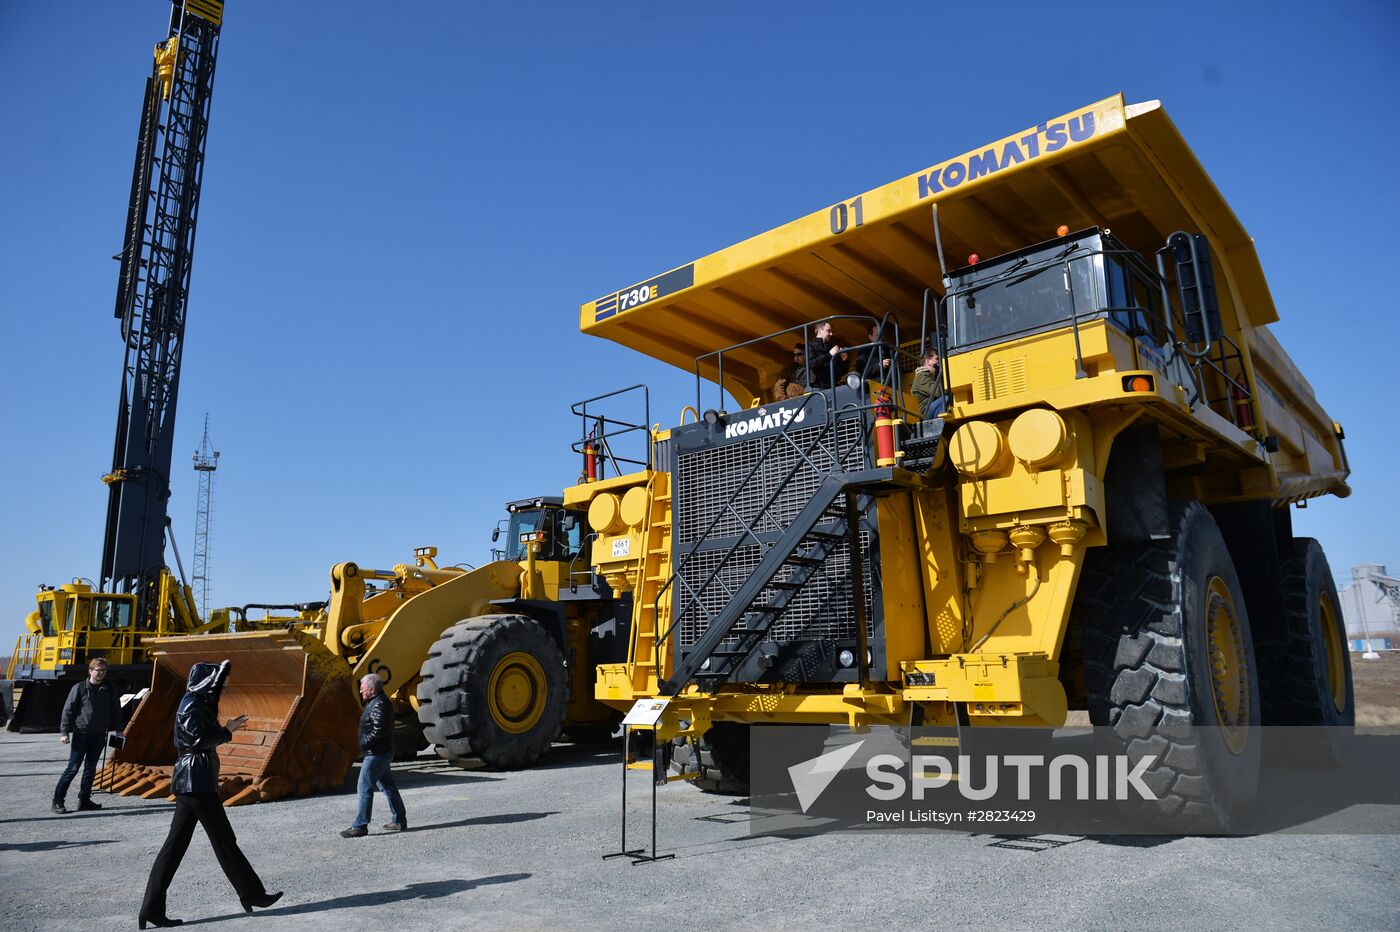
xmin=2 ymin=731 xmax=1397 ymax=931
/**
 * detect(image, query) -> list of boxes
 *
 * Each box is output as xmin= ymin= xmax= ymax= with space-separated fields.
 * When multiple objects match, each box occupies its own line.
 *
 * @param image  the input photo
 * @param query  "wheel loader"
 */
xmin=103 ymin=499 xmax=628 ymax=804
xmin=566 ymin=94 xmax=1354 ymax=831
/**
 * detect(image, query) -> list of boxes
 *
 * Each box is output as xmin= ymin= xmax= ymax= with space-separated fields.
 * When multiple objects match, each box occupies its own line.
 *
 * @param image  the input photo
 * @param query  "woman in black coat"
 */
xmin=139 ymin=661 xmax=282 ymax=928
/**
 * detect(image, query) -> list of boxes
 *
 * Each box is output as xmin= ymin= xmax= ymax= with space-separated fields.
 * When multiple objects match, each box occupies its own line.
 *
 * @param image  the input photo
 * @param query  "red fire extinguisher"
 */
xmin=582 ymin=429 xmax=598 ymax=482
xmin=874 ymin=390 xmax=902 ymax=467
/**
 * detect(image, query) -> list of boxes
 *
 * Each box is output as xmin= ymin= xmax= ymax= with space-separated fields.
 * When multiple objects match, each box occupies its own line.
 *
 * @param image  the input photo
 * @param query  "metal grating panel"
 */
xmin=675 ymin=416 xmax=866 ymax=546
xmin=674 ymin=532 xmax=874 ymax=648
xmin=672 ymin=413 xmax=873 ymax=650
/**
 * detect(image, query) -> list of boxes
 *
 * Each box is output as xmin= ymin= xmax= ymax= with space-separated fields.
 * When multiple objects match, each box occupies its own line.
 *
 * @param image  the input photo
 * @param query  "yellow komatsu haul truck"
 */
xmin=104 ymin=499 xmax=628 ymax=804
xmin=568 ymin=94 xmax=1352 ymax=829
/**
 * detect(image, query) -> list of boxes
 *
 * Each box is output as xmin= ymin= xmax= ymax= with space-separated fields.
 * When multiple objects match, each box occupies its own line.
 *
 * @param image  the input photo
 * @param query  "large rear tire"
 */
xmin=1256 ymin=538 xmax=1354 ymax=757
xmin=1077 ymin=500 xmax=1261 ymax=831
xmin=415 ymin=615 xmax=568 ymax=770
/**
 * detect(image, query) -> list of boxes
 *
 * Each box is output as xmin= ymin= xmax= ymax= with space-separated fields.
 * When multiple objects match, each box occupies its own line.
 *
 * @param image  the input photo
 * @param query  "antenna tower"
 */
xmin=192 ymin=414 xmax=220 ymax=619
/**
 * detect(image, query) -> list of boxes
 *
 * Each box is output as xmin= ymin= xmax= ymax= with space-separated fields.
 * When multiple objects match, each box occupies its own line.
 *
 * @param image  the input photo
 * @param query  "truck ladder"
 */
xmin=655 ymin=394 xmax=901 ymax=695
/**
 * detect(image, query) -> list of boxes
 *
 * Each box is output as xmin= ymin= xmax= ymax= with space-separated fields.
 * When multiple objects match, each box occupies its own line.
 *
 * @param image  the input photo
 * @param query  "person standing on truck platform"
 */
xmin=340 ymin=673 xmax=408 ymax=837
xmin=853 ymin=322 xmax=897 ymax=381
xmin=52 ymin=657 xmax=120 ymax=814
xmin=140 ymin=660 xmax=282 ymax=928
xmin=911 ymin=348 xmax=946 ymax=418
xmin=805 ymin=321 xmax=849 ymax=390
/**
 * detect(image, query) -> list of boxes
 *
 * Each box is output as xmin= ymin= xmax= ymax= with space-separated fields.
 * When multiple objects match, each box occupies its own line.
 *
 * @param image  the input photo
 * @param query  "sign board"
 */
xmin=621 ymin=698 xmax=670 ymax=728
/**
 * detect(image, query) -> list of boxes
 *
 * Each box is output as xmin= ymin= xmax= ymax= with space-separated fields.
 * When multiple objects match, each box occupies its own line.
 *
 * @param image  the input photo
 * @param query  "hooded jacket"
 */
xmin=171 ymin=660 xmax=233 ymax=795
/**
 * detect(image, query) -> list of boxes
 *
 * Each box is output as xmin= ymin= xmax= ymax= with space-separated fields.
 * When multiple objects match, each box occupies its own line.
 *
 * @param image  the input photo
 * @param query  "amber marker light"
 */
xmin=1124 ymin=375 xmax=1154 ymax=392
xmin=1056 ymin=224 xmax=1069 ymax=237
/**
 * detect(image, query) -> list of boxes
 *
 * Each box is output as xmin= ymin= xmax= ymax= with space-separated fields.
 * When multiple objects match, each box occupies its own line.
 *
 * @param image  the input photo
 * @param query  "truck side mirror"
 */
xmin=1166 ymin=232 xmax=1223 ymax=344
xmin=491 ymin=528 xmax=500 ymax=542
xmin=563 ymin=514 xmax=577 ymax=531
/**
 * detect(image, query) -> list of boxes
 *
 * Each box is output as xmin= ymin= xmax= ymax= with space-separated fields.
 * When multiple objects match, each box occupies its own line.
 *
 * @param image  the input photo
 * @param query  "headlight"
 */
xmin=845 ymin=372 xmax=863 ymax=392
xmin=838 ymin=649 xmax=855 ymax=668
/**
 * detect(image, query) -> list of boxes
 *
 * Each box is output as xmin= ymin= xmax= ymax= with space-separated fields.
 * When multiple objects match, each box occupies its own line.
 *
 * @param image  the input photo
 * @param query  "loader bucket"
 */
xmin=100 ymin=629 xmax=360 ymax=805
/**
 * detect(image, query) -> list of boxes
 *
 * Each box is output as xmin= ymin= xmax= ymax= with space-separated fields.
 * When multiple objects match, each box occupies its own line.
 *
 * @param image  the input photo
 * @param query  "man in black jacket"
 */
xmin=340 ymin=673 xmax=407 ymax=837
xmin=853 ymin=322 xmax=898 ymax=382
xmin=140 ymin=660 xmax=281 ymax=927
xmin=52 ymin=657 xmax=120 ymax=813
xmin=805 ymin=320 xmax=849 ymax=390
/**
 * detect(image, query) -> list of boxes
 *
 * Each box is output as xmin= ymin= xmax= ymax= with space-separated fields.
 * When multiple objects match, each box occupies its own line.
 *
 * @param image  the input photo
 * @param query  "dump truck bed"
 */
xmin=579 ymin=93 xmax=1346 ymax=505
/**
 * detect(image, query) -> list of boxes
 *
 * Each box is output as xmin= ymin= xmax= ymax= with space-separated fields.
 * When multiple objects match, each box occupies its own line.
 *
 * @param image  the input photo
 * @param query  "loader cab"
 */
xmin=503 ymin=497 xmax=585 ymax=563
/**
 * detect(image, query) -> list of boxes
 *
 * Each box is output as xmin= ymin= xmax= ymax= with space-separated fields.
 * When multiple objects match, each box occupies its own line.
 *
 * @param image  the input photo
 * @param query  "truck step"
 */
xmin=806 ymin=531 xmax=845 ymax=543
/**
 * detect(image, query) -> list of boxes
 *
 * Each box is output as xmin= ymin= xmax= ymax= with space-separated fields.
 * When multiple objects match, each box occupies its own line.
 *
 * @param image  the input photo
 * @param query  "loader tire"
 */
xmin=416 ymin=615 xmax=568 ymax=770
xmin=1255 ymin=539 xmax=1354 ymax=757
xmin=1078 ymin=500 xmax=1260 ymax=832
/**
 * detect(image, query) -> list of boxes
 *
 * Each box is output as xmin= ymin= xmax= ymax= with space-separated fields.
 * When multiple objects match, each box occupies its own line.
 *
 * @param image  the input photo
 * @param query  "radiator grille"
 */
xmin=675 ymin=416 xmax=866 ymax=546
xmin=672 ymin=413 xmax=873 ymax=650
xmin=675 ymin=532 xmax=874 ymax=648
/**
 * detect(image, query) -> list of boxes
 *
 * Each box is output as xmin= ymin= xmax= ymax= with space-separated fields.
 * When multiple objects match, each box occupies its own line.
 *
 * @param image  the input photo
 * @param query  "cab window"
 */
xmin=92 ymin=598 xmax=131 ymax=630
xmin=505 ymin=510 xmax=545 ymax=562
xmin=64 ymin=600 xmax=77 ymax=632
xmin=1103 ymin=255 xmax=1169 ymax=346
xmin=39 ymin=601 xmax=56 ymax=637
xmin=949 ymin=255 xmax=1096 ymax=350
xmin=505 ymin=508 xmax=584 ymax=562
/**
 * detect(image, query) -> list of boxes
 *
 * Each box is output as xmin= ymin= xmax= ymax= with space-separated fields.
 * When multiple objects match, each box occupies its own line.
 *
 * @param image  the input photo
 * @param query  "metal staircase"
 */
xmin=656 ymin=394 xmax=904 ymax=696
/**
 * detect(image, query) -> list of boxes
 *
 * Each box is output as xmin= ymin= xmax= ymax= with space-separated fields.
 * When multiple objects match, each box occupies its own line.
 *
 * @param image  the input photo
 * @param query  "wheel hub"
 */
xmin=1205 ymin=576 xmax=1249 ymax=754
xmin=1319 ymin=594 xmax=1347 ymax=713
xmin=487 ymin=651 xmax=547 ymax=734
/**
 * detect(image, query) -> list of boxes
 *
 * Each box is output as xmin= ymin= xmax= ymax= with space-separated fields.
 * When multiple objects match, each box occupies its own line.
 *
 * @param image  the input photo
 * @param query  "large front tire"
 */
xmin=415 ymin=615 xmax=568 ymax=770
xmin=1078 ymin=501 xmax=1261 ymax=831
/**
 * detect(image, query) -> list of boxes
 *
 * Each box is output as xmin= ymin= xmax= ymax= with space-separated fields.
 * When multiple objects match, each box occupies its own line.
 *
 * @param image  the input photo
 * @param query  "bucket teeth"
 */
xmin=140 ymin=779 xmax=173 ymax=799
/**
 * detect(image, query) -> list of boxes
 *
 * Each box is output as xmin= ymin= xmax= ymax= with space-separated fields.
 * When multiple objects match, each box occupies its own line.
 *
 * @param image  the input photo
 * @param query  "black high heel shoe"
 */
xmin=240 ymin=891 xmax=283 ymax=913
xmin=137 ymin=915 xmax=183 ymax=929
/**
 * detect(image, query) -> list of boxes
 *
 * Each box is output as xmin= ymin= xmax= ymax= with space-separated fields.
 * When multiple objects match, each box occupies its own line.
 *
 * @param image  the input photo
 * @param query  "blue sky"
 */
xmin=1 ymin=1 xmax=1396 ymax=644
